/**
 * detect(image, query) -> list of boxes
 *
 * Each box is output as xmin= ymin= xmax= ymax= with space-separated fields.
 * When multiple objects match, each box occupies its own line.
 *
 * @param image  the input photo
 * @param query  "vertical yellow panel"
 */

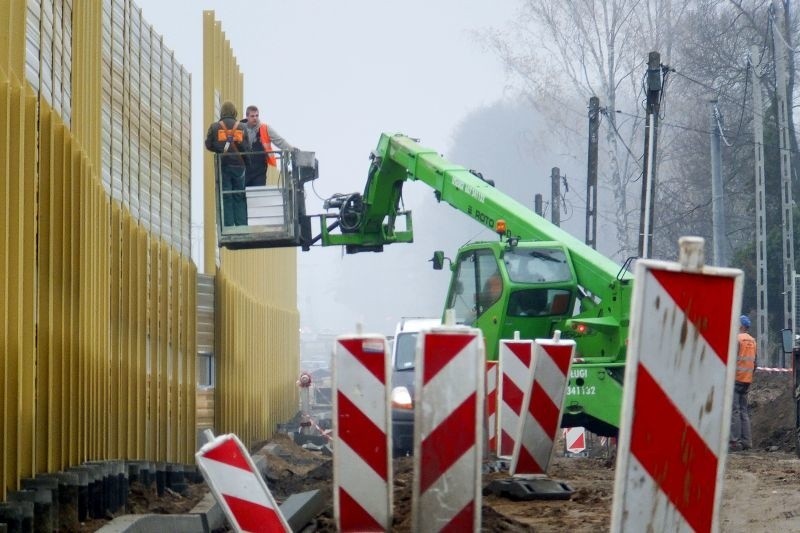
xmin=185 ymin=263 xmax=197 ymax=459
xmin=101 ymin=192 xmax=111 ymax=459
xmin=137 ymin=228 xmax=148 ymax=458
xmin=0 ymin=80 xmax=9 ymax=500
xmin=72 ymin=2 xmax=102 ymax=168
xmin=148 ymin=238 xmax=159 ymax=460
xmin=50 ymin=117 xmax=65 ymax=472
xmin=19 ymin=70 xmax=36 ymax=487
xmin=79 ymin=172 xmax=88 ymax=462
xmin=120 ymin=213 xmax=132 ymax=458
xmin=170 ymin=253 xmax=180 ymax=461
xmin=70 ymin=150 xmax=82 ymax=465
xmin=36 ymin=102 xmax=53 ymax=475
xmin=85 ymin=181 xmax=93 ymax=460
xmin=6 ymin=84 xmax=22 ymax=491
xmin=110 ymin=202 xmax=121 ymax=459
xmin=159 ymin=242 xmax=169 ymax=461
xmin=202 ymin=12 xmax=215 ymax=273
xmin=0 ymin=0 xmax=25 ymax=82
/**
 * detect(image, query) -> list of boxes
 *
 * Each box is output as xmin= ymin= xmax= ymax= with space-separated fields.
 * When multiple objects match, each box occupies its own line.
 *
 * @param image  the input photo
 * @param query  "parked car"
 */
xmin=390 ymin=317 xmax=441 ymax=456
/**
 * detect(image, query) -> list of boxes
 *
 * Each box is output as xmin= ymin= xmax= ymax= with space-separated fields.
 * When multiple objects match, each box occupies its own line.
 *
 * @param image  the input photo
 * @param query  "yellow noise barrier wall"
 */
xmin=0 ymin=81 xmax=197 ymax=498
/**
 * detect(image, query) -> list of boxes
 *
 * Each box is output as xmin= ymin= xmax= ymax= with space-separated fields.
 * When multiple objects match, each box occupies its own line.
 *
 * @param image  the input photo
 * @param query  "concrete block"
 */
xmin=67 ymin=465 xmax=91 ymax=522
xmin=95 ymin=513 xmax=205 ymax=533
xmin=0 ymin=501 xmax=33 ymax=533
xmin=38 ymin=472 xmax=79 ymax=531
xmin=21 ymin=477 xmax=59 ymax=533
xmin=280 ymin=489 xmax=325 ymax=533
xmin=8 ymin=489 xmax=52 ymax=533
xmin=190 ymin=493 xmax=225 ymax=532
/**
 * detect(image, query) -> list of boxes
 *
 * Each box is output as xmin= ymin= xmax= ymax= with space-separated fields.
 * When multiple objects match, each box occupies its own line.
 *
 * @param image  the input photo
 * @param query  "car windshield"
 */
xmin=504 ymin=248 xmax=572 ymax=284
xmin=394 ymin=332 xmax=417 ymax=370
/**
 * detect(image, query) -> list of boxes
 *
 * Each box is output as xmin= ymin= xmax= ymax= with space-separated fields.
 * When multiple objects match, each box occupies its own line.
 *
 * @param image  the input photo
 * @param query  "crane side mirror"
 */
xmin=431 ymin=251 xmax=449 ymax=270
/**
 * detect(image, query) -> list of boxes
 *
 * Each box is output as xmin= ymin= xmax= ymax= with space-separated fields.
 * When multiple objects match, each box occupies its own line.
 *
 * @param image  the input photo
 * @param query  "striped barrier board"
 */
xmin=498 ymin=339 xmax=534 ymax=458
xmin=611 ymin=243 xmax=743 ymax=533
xmin=412 ymin=326 xmax=484 ymax=532
xmin=196 ymin=433 xmax=291 ymax=533
xmin=486 ymin=361 xmax=499 ymax=454
xmin=564 ymin=427 xmax=586 ymax=454
xmin=333 ymin=335 xmax=392 ymax=532
xmin=510 ymin=336 xmax=575 ymax=476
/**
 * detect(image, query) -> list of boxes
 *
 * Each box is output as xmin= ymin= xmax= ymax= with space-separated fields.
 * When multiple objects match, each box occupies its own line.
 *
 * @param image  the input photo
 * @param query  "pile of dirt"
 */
xmin=126 ymin=482 xmax=208 ymax=515
xmin=254 ymin=433 xmax=333 ymax=502
xmin=256 ymin=435 xmax=537 ymax=531
xmin=749 ymin=369 xmax=796 ymax=452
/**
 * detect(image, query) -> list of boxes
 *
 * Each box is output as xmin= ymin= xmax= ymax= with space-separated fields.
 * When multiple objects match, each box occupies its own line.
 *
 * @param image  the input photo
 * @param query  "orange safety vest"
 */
xmin=258 ymin=123 xmax=278 ymax=167
xmin=735 ymin=332 xmax=756 ymax=383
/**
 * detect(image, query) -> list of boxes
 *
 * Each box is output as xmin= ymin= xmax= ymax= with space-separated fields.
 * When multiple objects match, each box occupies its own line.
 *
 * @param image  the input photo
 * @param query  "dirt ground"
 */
xmin=80 ymin=369 xmax=798 ymax=531
xmin=257 ymin=369 xmax=799 ymax=532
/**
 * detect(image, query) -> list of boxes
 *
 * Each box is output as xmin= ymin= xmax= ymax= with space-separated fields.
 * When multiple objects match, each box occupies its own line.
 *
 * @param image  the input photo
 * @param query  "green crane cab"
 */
xmin=436 ymin=234 xmax=626 ymax=435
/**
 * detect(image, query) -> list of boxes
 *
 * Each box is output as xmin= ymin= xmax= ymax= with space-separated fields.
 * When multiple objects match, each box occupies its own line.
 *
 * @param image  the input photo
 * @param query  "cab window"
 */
xmin=504 ymin=248 xmax=571 ymax=284
xmin=507 ymin=288 xmax=572 ymax=317
xmin=446 ymin=250 xmax=501 ymax=324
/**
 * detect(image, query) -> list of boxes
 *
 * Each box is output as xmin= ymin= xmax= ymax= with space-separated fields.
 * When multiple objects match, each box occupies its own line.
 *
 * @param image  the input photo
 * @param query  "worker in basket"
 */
xmin=240 ymin=105 xmax=296 ymax=187
xmin=205 ymin=101 xmax=248 ymax=226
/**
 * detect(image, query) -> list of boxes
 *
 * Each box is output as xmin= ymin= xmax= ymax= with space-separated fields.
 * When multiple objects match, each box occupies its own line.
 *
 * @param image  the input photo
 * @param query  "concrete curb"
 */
xmin=97 ymin=492 xmax=224 ymax=533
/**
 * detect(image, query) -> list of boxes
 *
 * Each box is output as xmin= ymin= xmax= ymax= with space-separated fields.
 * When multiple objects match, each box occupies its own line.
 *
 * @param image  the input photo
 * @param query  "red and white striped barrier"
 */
xmin=564 ymin=427 xmax=586 ymax=454
xmin=497 ymin=338 xmax=534 ymax=457
xmin=486 ymin=361 xmax=499 ymax=454
xmin=412 ymin=325 xmax=484 ymax=532
xmin=333 ymin=335 xmax=392 ymax=532
xmin=611 ymin=238 xmax=743 ymax=533
xmin=510 ymin=335 xmax=575 ymax=476
xmin=196 ymin=434 xmax=291 ymax=532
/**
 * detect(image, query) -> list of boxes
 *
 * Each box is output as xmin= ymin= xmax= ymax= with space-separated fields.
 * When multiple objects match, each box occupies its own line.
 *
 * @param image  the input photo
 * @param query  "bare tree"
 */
xmin=484 ymin=0 xmax=702 ymax=258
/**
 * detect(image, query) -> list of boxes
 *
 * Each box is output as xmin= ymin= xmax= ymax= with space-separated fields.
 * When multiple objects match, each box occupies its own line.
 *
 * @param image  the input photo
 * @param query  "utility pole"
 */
xmin=751 ymin=45 xmax=769 ymax=363
xmin=551 ymin=167 xmax=561 ymax=227
xmin=585 ymin=96 xmax=599 ymax=249
xmin=638 ymin=51 xmax=663 ymax=259
xmin=534 ymin=194 xmax=543 ymax=217
xmin=773 ymin=0 xmax=796 ymax=347
xmin=709 ymin=98 xmax=727 ymax=267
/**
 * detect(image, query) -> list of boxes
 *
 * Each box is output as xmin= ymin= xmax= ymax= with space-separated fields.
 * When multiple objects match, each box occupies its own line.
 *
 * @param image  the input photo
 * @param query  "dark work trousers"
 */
xmin=730 ymin=381 xmax=752 ymax=448
xmin=221 ymin=164 xmax=247 ymax=226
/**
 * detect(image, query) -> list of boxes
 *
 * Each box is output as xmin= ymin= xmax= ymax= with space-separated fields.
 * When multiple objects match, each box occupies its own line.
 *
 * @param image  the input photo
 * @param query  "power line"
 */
xmin=616 ymin=108 xmax=800 ymax=155
xmin=600 ymin=107 xmax=644 ymax=171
